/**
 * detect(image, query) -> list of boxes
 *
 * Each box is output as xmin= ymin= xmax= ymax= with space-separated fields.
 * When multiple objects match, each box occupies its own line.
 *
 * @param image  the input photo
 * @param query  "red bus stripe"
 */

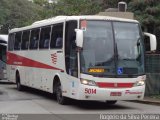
xmin=7 ymin=52 xmax=63 ymax=71
xmin=96 ymin=82 xmax=134 ymax=88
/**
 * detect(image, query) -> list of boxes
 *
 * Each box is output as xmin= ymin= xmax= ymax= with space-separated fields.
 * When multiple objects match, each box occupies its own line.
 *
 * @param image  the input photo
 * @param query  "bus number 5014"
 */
xmin=85 ymin=88 xmax=96 ymax=94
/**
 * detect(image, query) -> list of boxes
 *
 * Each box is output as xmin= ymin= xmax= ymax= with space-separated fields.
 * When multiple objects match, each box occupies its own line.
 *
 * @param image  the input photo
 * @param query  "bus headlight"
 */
xmin=80 ymin=79 xmax=97 ymax=86
xmin=134 ymin=80 xmax=145 ymax=87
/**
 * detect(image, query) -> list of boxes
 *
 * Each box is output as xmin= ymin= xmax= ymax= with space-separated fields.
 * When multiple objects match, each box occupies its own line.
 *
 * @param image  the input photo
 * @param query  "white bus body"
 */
xmin=7 ymin=16 xmax=155 ymax=104
xmin=0 ymin=35 xmax=8 ymax=80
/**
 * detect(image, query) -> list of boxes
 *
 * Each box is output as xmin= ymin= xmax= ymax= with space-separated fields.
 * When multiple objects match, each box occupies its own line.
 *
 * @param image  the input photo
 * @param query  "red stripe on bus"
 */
xmin=7 ymin=52 xmax=63 ymax=71
xmin=96 ymin=82 xmax=134 ymax=88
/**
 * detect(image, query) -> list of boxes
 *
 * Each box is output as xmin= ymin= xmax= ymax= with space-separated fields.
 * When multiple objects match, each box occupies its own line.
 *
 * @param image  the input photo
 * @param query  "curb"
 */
xmin=0 ymin=80 xmax=14 ymax=84
xmin=129 ymin=100 xmax=160 ymax=106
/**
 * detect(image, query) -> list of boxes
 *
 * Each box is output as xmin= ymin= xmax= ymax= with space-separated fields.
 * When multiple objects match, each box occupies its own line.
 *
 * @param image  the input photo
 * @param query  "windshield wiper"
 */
xmin=115 ymin=43 xmax=118 ymax=61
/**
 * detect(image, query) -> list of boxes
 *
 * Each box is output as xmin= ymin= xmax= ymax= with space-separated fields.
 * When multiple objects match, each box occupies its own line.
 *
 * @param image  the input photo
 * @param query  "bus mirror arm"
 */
xmin=144 ymin=32 xmax=157 ymax=52
xmin=75 ymin=29 xmax=84 ymax=48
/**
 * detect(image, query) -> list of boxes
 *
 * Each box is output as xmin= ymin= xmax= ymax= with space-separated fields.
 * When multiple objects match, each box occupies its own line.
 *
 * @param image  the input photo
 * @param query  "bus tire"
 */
xmin=16 ymin=72 xmax=23 ymax=91
xmin=105 ymin=100 xmax=117 ymax=105
xmin=56 ymin=81 xmax=69 ymax=105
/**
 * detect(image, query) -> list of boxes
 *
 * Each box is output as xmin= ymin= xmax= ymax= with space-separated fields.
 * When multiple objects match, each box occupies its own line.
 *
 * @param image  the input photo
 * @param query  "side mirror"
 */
xmin=144 ymin=32 xmax=157 ymax=51
xmin=75 ymin=29 xmax=84 ymax=48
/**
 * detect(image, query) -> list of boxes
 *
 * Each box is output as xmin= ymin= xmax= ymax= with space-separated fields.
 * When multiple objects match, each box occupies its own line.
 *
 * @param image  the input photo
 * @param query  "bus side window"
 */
xmin=14 ymin=32 xmax=22 ymax=50
xmin=21 ymin=30 xmax=30 ymax=50
xmin=29 ymin=28 xmax=40 ymax=50
xmin=8 ymin=33 xmax=15 ymax=51
xmin=50 ymin=23 xmax=63 ymax=49
xmin=39 ymin=26 xmax=51 ymax=49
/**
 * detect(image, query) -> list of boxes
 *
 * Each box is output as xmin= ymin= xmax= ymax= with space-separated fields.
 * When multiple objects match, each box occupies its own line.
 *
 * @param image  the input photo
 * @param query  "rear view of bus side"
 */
xmin=7 ymin=16 xmax=156 ymax=105
xmin=0 ymin=35 xmax=8 ymax=80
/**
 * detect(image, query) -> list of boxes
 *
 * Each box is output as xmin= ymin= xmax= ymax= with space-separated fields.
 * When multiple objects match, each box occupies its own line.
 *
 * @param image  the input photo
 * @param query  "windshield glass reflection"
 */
xmin=80 ymin=20 xmax=144 ymax=77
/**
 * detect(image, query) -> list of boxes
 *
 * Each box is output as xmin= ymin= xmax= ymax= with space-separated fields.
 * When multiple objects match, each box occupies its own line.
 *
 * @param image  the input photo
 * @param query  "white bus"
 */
xmin=0 ymin=35 xmax=8 ymax=80
xmin=7 ymin=16 xmax=156 ymax=105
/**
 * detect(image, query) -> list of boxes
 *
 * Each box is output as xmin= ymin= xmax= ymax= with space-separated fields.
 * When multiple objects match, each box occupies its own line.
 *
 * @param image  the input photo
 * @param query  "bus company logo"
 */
xmin=125 ymin=90 xmax=143 ymax=95
xmin=51 ymin=53 xmax=57 ymax=64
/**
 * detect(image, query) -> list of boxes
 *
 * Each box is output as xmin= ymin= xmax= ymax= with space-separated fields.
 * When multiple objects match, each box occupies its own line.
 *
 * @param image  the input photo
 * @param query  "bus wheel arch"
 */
xmin=16 ymin=70 xmax=23 ymax=91
xmin=53 ymin=75 xmax=69 ymax=105
xmin=53 ymin=75 xmax=60 ymax=94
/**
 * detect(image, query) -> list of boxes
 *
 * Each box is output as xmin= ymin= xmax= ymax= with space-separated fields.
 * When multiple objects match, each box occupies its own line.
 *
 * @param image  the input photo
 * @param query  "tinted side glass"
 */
xmin=144 ymin=35 xmax=151 ymax=52
xmin=50 ymin=23 xmax=63 ymax=49
xmin=29 ymin=28 xmax=40 ymax=50
xmin=14 ymin=32 xmax=22 ymax=50
xmin=65 ymin=21 xmax=78 ymax=77
xmin=39 ymin=26 xmax=51 ymax=49
xmin=21 ymin=30 xmax=30 ymax=50
xmin=8 ymin=33 xmax=15 ymax=51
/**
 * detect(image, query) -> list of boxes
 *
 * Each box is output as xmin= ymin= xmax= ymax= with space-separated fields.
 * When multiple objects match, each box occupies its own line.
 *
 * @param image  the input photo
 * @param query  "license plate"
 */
xmin=110 ymin=92 xmax=122 ymax=96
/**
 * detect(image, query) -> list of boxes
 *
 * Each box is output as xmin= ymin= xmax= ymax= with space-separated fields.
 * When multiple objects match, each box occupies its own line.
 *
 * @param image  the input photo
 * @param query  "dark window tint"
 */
xmin=39 ymin=26 xmax=51 ymax=49
xmin=144 ymin=35 xmax=151 ymax=52
xmin=65 ymin=21 xmax=78 ymax=77
xmin=50 ymin=23 xmax=63 ymax=49
xmin=29 ymin=28 xmax=40 ymax=50
xmin=21 ymin=30 xmax=30 ymax=50
xmin=14 ymin=32 xmax=22 ymax=50
xmin=0 ymin=45 xmax=6 ymax=62
xmin=8 ymin=33 xmax=15 ymax=51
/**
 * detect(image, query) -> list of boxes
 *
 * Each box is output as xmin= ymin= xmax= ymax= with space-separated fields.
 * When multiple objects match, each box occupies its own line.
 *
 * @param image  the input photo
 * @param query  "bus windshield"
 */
xmin=80 ymin=20 xmax=144 ymax=77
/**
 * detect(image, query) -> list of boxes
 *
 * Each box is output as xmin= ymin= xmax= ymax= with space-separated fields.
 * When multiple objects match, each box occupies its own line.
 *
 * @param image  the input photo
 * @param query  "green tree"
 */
xmin=50 ymin=0 xmax=102 ymax=16
xmin=33 ymin=0 xmax=48 ymax=6
xmin=0 ymin=0 xmax=102 ymax=34
xmin=128 ymin=0 xmax=160 ymax=51
xmin=128 ymin=0 xmax=160 ymax=32
xmin=102 ymin=0 xmax=132 ymax=9
xmin=0 ymin=0 xmax=45 ymax=34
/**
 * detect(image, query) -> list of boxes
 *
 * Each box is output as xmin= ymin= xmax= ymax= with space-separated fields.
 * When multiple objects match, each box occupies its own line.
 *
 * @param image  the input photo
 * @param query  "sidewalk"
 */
xmin=135 ymin=96 xmax=160 ymax=106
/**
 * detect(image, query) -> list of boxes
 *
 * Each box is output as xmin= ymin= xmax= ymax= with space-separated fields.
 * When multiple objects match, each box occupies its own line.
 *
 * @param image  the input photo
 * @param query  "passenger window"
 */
xmin=8 ymin=33 xmax=15 ymax=51
xmin=21 ymin=30 xmax=30 ymax=50
xmin=14 ymin=32 xmax=22 ymax=50
xmin=29 ymin=28 xmax=40 ymax=50
xmin=39 ymin=26 xmax=51 ymax=49
xmin=50 ymin=23 xmax=63 ymax=49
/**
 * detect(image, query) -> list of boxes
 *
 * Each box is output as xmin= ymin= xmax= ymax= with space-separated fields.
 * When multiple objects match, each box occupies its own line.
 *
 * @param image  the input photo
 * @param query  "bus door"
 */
xmin=64 ymin=20 xmax=79 ymax=95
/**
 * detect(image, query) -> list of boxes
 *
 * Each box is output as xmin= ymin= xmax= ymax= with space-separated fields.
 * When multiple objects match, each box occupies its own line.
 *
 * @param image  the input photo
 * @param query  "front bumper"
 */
xmin=76 ymin=84 xmax=145 ymax=101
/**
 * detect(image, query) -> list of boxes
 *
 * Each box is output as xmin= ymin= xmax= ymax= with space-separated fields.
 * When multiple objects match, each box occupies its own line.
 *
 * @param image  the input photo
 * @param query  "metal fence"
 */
xmin=145 ymin=54 xmax=160 ymax=95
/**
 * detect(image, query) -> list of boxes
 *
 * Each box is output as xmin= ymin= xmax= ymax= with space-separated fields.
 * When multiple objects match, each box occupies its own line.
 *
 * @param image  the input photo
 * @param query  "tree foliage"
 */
xmin=50 ymin=0 xmax=102 ymax=16
xmin=1 ymin=0 xmax=160 ymax=39
xmin=102 ymin=0 xmax=132 ymax=9
xmin=33 ymin=0 xmax=48 ymax=6
xmin=128 ymin=0 xmax=160 ymax=31
xmin=0 ymin=0 xmax=102 ymax=34
xmin=128 ymin=0 xmax=160 ymax=51
xmin=0 ymin=0 xmax=45 ymax=34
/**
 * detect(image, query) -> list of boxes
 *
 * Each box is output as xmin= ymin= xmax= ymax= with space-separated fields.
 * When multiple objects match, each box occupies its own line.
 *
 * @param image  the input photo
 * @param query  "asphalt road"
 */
xmin=0 ymin=81 xmax=160 ymax=120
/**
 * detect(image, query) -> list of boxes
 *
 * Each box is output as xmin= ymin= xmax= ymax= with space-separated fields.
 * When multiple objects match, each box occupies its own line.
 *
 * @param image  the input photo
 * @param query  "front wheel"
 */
xmin=16 ymin=73 xmax=23 ymax=91
xmin=56 ymin=82 xmax=69 ymax=105
xmin=105 ymin=100 xmax=117 ymax=105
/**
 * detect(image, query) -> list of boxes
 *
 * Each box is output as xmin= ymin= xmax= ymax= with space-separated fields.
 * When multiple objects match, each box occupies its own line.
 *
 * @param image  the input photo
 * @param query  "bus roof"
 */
xmin=9 ymin=15 xmax=139 ymax=33
xmin=0 ymin=35 xmax=8 ymax=44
